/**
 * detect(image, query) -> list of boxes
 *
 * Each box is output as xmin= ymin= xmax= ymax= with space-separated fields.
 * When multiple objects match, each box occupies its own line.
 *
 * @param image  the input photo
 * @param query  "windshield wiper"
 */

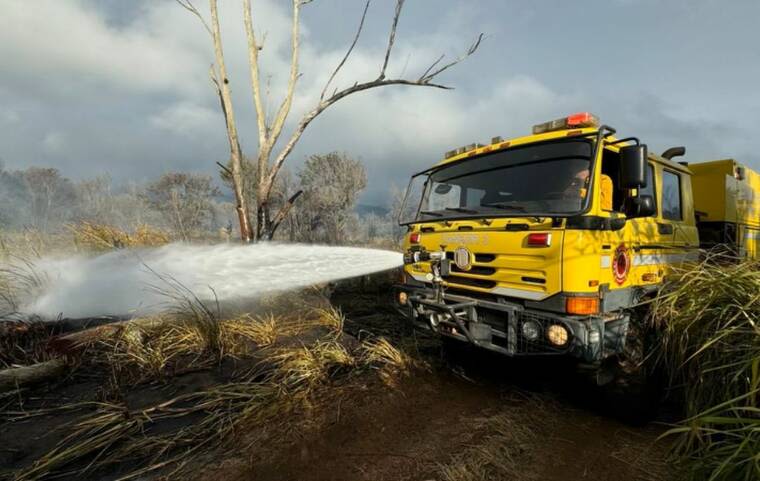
xmin=480 ymin=202 xmax=527 ymax=212
xmin=445 ymin=207 xmax=479 ymax=214
xmin=419 ymin=210 xmax=444 ymax=217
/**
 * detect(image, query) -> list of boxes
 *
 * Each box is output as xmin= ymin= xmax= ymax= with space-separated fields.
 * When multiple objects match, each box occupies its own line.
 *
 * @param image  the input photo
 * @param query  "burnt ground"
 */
xmin=0 ymin=278 xmax=675 ymax=481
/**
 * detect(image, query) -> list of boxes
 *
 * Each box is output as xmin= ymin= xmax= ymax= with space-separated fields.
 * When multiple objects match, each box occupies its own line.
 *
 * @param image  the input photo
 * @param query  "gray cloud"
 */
xmin=0 ymin=0 xmax=757 ymax=206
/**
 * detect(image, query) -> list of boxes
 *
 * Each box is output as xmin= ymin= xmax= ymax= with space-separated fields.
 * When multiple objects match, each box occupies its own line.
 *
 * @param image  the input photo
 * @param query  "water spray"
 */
xmin=18 ymin=243 xmax=403 ymax=319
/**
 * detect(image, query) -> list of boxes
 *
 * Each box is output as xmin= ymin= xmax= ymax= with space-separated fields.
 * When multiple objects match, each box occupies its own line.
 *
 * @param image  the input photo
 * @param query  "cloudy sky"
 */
xmin=1 ymin=0 xmax=758 ymax=205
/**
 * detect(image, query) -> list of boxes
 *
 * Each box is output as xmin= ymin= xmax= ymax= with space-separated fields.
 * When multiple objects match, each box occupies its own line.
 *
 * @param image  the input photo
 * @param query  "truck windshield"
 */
xmin=413 ymin=139 xmax=594 ymax=222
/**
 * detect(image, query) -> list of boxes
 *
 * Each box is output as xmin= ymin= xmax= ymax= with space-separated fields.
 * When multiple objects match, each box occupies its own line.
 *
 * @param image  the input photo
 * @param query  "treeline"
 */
xmin=0 ymin=153 xmax=402 ymax=245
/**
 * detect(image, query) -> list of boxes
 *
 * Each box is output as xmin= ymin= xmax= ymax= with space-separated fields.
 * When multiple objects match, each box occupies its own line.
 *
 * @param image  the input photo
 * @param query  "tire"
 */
xmin=606 ymin=310 xmax=664 ymax=425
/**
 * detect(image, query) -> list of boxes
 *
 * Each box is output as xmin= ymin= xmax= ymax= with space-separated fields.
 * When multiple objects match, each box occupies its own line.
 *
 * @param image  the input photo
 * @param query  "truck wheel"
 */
xmin=607 ymin=313 xmax=663 ymax=425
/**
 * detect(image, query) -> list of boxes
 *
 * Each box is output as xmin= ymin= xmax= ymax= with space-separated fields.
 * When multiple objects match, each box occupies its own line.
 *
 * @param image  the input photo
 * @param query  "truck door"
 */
xmin=597 ymin=151 xmax=660 ymax=291
xmin=623 ymin=162 xmax=662 ymax=288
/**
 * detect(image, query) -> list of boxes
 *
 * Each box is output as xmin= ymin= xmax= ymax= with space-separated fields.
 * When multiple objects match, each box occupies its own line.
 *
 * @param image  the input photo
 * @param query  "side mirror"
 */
xmin=620 ymin=144 xmax=648 ymax=188
xmin=624 ymin=194 xmax=655 ymax=218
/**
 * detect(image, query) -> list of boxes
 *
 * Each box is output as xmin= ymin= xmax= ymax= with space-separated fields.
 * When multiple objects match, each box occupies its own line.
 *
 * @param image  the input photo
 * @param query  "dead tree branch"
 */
xmin=262 ymin=0 xmax=483 ymax=203
xmin=174 ymin=0 xmax=212 ymax=37
xmin=379 ymin=0 xmax=404 ymax=80
xmin=243 ymin=0 xmax=268 ymax=150
xmin=418 ymin=33 xmax=483 ymax=83
xmin=321 ymin=0 xmax=371 ymax=101
xmin=267 ymin=190 xmax=304 ymax=240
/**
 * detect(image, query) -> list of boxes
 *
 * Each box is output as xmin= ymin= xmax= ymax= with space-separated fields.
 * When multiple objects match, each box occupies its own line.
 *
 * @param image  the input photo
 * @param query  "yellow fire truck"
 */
xmin=396 ymin=112 xmax=759 ymax=393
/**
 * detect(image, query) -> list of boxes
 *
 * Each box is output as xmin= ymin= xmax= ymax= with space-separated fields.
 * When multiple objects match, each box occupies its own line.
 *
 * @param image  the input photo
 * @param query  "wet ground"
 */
xmin=221 ymin=282 xmax=672 ymax=481
xmin=0 ymin=279 xmax=675 ymax=481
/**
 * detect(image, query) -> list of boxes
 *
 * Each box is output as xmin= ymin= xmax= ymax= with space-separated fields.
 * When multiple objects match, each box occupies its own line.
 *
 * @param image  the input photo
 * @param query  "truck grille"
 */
xmin=445 ymin=251 xmax=498 ymax=290
xmin=451 ymin=265 xmax=496 ymax=275
xmin=446 ymin=252 xmax=496 ymax=263
xmin=446 ymin=276 xmax=496 ymax=289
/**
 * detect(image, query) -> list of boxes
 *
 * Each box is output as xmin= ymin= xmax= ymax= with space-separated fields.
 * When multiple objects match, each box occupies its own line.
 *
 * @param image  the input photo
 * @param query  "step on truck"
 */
xmin=395 ymin=112 xmax=759 ymax=396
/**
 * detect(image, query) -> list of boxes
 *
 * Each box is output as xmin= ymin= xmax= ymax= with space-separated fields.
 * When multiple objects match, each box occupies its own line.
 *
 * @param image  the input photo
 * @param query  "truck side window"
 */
xmin=601 ymin=149 xmax=623 ymax=211
xmin=662 ymin=170 xmax=682 ymax=220
xmin=639 ymin=164 xmax=657 ymax=216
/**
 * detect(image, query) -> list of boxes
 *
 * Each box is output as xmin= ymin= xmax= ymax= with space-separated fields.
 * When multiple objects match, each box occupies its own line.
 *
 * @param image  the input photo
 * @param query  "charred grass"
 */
xmin=0 ymin=288 xmax=421 ymax=481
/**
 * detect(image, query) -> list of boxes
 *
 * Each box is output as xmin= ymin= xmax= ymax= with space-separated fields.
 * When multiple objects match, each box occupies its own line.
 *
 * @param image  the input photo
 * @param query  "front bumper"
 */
xmin=396 ymin=285 xmax=628 ymax=363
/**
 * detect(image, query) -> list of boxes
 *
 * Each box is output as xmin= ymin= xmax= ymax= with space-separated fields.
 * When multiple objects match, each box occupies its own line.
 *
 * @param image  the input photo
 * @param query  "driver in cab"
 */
xmin=564 ymin=169 xmax=613 ymax=211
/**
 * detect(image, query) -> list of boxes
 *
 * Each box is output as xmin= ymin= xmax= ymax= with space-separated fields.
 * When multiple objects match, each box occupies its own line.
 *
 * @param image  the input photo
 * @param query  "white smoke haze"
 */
xmin=21 ymin=244 xmax=403 ymax=319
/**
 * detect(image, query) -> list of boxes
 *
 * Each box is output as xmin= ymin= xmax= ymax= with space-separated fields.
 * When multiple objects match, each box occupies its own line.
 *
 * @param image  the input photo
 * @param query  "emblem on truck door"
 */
xmin=454 ymin=247 xmax=473 ymax=271
xmin=613 ymin=244 xmax=631 ymax=285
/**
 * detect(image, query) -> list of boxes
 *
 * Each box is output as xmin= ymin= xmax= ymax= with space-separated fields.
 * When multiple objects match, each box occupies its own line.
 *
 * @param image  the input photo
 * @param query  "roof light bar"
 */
xmin=532 ymin=112 xmax=599 ymax=135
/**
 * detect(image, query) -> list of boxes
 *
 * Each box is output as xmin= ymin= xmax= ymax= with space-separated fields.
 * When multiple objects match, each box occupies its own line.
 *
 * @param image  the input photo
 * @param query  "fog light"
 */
xmin=398 ymin=291 xmax=408 ymax=305
xmin=521 ymin=320 xmax=540 ymax=341
xmin=547 ymin=324 xmax=569 ymax=346
xmin=588 ymin=329 xmax=601 ymax=344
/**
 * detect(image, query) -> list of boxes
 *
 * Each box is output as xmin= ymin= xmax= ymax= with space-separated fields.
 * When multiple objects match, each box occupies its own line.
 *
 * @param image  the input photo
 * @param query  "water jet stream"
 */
xmin=22 ymin=243 xmax=403 ymax=318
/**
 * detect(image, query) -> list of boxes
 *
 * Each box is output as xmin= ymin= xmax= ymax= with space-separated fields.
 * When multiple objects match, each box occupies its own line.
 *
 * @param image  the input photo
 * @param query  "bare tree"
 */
xmin=23 ymin=167 xmax=77 ymax=231
xmin=0 ymin=164 xmax=31 ymax=228
xmin=144 ymin=172 xmax=221 ymax=240
xmin=75 ymin=175 xmax=114 ymax=224
xmin=178 ymin=0 xmax=482 ymax=242
xmin=295 ymin=152 xmax=367 ymax=244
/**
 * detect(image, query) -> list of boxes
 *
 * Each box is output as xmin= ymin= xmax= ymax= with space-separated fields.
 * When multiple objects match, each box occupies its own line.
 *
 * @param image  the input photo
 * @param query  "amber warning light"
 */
xmin=532 ymin=112 xmax=599 ymax=135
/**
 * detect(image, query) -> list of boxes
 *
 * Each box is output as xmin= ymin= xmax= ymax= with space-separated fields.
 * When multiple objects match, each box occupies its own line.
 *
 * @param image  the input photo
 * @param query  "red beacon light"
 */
xmin=527 ymin=232 xmax=552 ymax=247
xmin=532 ymin=112 xmax=599 ymax=135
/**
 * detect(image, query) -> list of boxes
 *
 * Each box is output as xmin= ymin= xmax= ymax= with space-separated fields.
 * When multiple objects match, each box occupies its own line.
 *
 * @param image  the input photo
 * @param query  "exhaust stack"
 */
xmin=661 ymin=146 xmax=686 ymax=160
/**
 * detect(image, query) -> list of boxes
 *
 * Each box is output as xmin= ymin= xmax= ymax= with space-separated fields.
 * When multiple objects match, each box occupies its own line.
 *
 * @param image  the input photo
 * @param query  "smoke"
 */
xmin=21 ymin=243 xmax=403 ymax=319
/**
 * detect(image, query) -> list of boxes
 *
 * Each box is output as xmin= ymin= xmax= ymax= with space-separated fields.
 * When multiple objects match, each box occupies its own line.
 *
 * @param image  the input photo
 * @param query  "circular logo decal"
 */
xmin=613 ymin=244 xmax=631 ymax=285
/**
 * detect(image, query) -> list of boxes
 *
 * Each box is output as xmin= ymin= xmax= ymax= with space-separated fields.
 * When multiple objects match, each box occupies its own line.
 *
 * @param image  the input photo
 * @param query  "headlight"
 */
xmin=521 ymin=320 xmax=540 ymax=341
xmin=398 ymin=291 xmax=408 ymax=305
xmin=546 ymin=324 xmax=569 ymax=346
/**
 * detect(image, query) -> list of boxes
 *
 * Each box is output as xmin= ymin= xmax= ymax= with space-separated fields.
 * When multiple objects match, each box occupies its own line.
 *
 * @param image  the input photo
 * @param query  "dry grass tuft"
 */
xmin=269 ymin=339 xmax=356 ymax=391
xmin=0 ymin=254 xmax=46 ymax=317
xmin=70 ymin=222 xmax=169 ymax=251
xmin=360 ymin=336 xmax=422 ymax=386
xmin=0 ymin=320 xmax=55 ymax=368
xmin=220 ymin=314 xmax=279 ymax=350
xmin=82 ymin=316 xmax=213 ymax=386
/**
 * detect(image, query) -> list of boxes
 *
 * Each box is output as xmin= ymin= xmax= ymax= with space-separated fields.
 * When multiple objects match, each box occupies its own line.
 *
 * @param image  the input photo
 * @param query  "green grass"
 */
xmin=651 ymin=255 xmax=760 ymax=481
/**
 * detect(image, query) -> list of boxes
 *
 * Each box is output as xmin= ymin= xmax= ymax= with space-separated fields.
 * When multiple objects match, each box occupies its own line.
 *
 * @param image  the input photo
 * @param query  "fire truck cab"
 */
xmin=395 ymin=113 xmax=757 ymax=384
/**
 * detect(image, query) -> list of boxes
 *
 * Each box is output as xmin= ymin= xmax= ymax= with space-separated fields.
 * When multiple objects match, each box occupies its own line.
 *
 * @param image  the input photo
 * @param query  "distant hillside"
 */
xmin=355 ymin=204 xmax=389 ymax=217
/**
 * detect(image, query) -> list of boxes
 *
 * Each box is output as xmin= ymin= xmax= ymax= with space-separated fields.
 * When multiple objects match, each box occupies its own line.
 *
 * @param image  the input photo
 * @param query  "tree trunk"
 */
xmin=209 ymin=0 xmax=254 ymax=242
xmin=0 ymin=358 xmax=68 ymax=393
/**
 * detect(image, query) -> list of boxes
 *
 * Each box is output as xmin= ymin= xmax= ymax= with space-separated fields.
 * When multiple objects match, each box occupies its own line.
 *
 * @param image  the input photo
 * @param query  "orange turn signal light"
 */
xmin=566 ymin=296 xmax=599 ymax=315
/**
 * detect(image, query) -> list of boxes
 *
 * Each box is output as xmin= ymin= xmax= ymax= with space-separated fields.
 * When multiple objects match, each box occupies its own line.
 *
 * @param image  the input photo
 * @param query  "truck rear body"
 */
xmin=691 ymin=159 xmax=760 ymax=259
